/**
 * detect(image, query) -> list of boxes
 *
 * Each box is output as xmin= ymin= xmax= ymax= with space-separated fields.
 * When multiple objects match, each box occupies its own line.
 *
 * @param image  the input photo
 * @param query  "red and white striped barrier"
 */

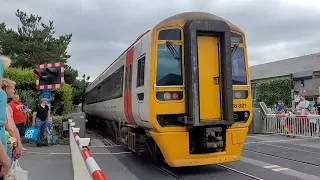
xmin=69 ymin=119 xmax=108 ymax=180
xmin=73 ymin=132 xmax=107 ymax=180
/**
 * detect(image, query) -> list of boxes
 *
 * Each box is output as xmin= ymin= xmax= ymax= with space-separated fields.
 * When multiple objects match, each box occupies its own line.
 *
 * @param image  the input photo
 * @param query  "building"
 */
xmin=250 ymin=52 xmax=320 ymax=102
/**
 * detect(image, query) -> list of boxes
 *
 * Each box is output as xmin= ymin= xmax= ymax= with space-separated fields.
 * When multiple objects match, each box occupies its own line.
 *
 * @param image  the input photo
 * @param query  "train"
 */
xmin=84 ymin=12 xmax=252 ymax=167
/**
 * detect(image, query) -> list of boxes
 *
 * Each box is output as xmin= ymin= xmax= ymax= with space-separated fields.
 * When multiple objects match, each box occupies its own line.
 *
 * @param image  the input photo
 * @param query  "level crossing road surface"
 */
xmin=19 ymin=144 xmax=73 ymax=180
xmin=89 ymin=134 xmax=320 ymax=180
xmin=17 ymin=133 xmax=320 ymax=180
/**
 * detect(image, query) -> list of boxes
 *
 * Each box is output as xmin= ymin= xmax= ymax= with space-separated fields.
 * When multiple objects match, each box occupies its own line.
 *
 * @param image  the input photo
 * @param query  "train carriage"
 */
xmin=85 ymin=12 xmax=252 ymax=167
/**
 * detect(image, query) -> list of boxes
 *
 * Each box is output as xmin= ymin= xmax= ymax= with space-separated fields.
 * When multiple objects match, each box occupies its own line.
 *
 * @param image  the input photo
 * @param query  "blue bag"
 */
xmin=23 ymin=127 xmax=39 ymax=142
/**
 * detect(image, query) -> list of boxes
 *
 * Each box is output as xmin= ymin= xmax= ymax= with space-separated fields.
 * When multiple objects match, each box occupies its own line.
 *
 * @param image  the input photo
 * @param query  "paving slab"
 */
xmin=90 ymin=146 xmax=139 ymax=180
xmin=19 ymin=145 xmax=73 ymax=180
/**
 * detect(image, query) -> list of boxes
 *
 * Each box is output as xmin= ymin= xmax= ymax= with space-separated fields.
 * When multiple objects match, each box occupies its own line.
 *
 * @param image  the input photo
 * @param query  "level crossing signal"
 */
xmin=33 ymin=62 xmax=64 ymax=90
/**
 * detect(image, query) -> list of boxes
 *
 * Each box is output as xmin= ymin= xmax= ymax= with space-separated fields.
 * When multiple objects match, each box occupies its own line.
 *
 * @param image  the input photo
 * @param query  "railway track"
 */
xmin=153 ymin=163 xmax=264 ymax=180
xmin=216 ymin=164 xmax=264 ymax=180
xmin=153 ymin=165 xmax=185 ymax=180
xmin=88 ymin=128 xmax=264 ymax=180
xmin=243 ymin=148 xmax=320 ymax=167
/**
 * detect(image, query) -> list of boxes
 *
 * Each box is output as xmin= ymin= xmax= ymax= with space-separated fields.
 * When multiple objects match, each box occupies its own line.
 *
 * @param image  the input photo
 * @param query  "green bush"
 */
xmin=52 ymin=84 xmax=73 ymax=115
xmin=4 ymin=67 xmax=35 ymax=89
xmin=4 ymin=67 xmax=73 ymax=116
xmin=255 ymin=77 xmax=292 ymax=107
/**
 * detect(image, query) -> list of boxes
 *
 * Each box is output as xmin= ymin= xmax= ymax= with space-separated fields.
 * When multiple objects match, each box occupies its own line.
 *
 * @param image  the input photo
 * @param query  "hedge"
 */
xmin=4 ymin=67 xmax=73 ymax=115
xmin=255 ymin=77 xmax=292 ymax=107
xmin=4 ymin=67 xmax=35 ymax=89
xmin=52 ymin=84 xmax=73 ymax=114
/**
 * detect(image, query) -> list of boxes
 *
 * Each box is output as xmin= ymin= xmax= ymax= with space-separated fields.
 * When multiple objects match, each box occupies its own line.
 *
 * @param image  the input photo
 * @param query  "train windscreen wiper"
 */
xmin=165 ymin=41 xmax=181 ymax=61
xmin=231 ymin=44 xmax=239 ymax=57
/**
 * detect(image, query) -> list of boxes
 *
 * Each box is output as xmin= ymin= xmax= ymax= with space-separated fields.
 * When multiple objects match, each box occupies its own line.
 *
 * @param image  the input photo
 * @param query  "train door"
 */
xmin=134 ymin=54 xmax=148 ymax=122
xmin=197 ymin=36 xmax=221 ymax=120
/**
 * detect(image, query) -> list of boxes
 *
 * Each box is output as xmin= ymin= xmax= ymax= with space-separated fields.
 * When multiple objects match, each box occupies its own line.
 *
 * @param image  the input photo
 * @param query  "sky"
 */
xmin=0 ymin=0 xmax=320 ymax=81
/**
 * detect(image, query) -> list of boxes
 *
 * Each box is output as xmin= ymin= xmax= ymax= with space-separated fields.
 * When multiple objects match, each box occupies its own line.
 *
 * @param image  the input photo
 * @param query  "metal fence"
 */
xmin=263 ymin=114 xmax=320 ymax=137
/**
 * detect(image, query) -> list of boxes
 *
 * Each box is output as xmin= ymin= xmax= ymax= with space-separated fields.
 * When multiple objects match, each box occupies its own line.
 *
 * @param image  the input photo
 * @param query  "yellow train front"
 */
xmin=147 ymin=12 xmax=252 ymax=167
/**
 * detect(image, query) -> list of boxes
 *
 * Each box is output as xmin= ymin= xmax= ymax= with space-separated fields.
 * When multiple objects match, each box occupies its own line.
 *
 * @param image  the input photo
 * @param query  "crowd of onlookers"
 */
xmin=273 ymin=95 xmax=320 ymax=137
xmin=0 ymin=56 xmax=52 ymax=179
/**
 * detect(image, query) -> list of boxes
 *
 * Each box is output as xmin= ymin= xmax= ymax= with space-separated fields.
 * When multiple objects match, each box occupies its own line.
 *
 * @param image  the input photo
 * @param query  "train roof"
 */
xmin=154 ymin=12 xmax=244 ymax=34
xmin=87 ymin=12 xmax=243 ymax=91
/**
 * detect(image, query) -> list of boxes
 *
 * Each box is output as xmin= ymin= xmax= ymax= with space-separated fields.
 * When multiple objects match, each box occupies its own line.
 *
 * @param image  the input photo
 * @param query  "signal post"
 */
xmin=33 ymin=62 xmax=65 ymax=110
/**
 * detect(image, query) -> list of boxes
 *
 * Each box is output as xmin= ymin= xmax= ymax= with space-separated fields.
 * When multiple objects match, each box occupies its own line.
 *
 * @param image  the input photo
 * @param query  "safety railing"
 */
xmin=69 ymin=119 xmax=108 ymax=180
xmin=263 ymin=114 xmax=320 ymax=137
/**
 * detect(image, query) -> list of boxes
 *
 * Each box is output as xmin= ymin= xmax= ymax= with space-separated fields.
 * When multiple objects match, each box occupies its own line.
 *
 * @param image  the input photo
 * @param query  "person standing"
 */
xmin=0 ymin=55 xmax=12 ymax=179
xmin=9 ymin=94 xmax=30 ymax=151
xmin=2 ymin=78 xmax=23 ymax=165
xmin=32 ymin=98 xmax=50 ymax=147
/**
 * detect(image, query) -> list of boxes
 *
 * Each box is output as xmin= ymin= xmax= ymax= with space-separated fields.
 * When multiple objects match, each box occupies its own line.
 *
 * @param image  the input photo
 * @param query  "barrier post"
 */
xmin=69 ymin=119 xmax=91 ymax=180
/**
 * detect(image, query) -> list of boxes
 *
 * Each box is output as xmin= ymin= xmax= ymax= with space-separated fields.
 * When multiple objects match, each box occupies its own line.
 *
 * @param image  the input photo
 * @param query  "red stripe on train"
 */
xmin=127 ymin=48 xmax=136 ymax=125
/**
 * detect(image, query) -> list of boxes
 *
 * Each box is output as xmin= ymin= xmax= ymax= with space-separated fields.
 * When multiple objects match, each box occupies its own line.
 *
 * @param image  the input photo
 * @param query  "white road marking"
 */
xmin=263 ymin=165 xmax=281 ymax=169
xmin=24 ymin=151 xmax=131 ymax=155
xmin=91 ymin=152 xmax=131 ymax=155
xmin=49 ymin=152 xmax=71 ymax=155
xmin=272 ymin=168 xmax=290 ymax=172
xmin=245 ymin=137 xmax=318 ymax=144
xmin=89 ymin=145 xmax=122 ymax=148
xmin=241 ymin=156 xmax=320 ymax=180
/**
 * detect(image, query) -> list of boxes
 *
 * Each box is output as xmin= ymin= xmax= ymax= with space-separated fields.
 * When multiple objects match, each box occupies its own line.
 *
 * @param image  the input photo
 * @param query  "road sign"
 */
xmin=34 ymin=62 xmax=64 ymax=90
xmin=42 ymin=89 xmax=51 ymax=104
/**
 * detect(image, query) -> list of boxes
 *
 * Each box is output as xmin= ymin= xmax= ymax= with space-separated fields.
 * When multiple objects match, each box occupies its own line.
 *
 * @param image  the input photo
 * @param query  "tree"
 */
xmin=72 ymin=74 xmax=90 ymax=105
xmin=0 ymin=9 xmax=78 ymax=84
xmin=0 ymin=9 xmax=72 ymax=67
xmin=255 ymin=77 xmax=292 ymax=107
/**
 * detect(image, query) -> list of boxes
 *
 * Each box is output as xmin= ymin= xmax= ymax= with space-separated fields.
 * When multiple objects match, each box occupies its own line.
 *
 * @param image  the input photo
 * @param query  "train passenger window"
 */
xmin=231 ymin=33 xmax=243 ymax=43
xmin=85 ymin=66 xmax=124 ymax=104
xmin=231 ymin=47 xmax=247 ymax=85
xmin=158 ymin=29 xmax=181 ymax=41
xmin=156 ymin=44 xmax=183 ymax=86
xmin=137 ymin=56 xmax=145 ymax=87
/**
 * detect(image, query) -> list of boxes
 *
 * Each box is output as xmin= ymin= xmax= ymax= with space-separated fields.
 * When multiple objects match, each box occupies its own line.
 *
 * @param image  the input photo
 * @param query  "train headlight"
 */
xmin=163 ymin=92 xmax=171 ymax=100
xmin=156 ymin=91 xmax=183 ymax=101
xmin=233 ymin=90 xmax=248 ymax=99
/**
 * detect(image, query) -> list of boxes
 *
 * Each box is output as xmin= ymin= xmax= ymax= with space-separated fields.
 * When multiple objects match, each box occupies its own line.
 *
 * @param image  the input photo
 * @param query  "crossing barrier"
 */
xmin=69 ymin=119 xmax=107 ymax=180
xmin=263 ymin=114 xmax=320 ymax=137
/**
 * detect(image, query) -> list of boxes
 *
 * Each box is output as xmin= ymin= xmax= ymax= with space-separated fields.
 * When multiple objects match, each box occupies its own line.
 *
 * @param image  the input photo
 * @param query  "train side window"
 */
xmin=158 ymin=29 xmax=181 ymax=40
xmin=86 ymin=66 xmax=124 ymax=104
xmin=137 ymin=56 xmax=145 ymax=87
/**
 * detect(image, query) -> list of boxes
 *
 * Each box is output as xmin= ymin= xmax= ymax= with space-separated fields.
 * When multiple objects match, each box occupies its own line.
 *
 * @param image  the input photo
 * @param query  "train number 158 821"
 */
xmin=233 ymin=103 xmax=246 ymax=108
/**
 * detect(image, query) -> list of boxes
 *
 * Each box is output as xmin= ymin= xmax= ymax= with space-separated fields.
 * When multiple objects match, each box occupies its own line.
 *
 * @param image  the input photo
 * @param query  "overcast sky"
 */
xmin=1 ymin=0 xmax=319 ymax=81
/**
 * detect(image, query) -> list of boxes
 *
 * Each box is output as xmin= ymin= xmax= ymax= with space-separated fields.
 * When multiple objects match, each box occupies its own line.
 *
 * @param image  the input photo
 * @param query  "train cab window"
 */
xmin=231 ymin=33 xmax=243 ymax=43
xmin=231 ymin=46 xmax=247 ymax=85
xmin=137 ymin=56 xmax=145 ymax=87
xmin=158 ymin=29 xmax=181 ymax=40
xmin=156 ymin=44 xmax=183 ymax=86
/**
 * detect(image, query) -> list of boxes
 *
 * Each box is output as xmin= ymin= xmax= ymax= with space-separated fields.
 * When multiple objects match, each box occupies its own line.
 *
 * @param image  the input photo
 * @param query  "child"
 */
xmin=46 ymin=117 xmax=53 ymax=146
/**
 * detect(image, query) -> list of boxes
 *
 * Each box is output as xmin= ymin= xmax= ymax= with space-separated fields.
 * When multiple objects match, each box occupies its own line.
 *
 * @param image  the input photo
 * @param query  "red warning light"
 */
xmin=172 ymin=93 xmax=178 ymax=99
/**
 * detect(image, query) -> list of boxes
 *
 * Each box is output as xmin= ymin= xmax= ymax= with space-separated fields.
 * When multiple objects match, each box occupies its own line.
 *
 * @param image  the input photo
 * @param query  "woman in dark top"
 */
xmin=32 ymin=98 xmax=50 ymax=147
